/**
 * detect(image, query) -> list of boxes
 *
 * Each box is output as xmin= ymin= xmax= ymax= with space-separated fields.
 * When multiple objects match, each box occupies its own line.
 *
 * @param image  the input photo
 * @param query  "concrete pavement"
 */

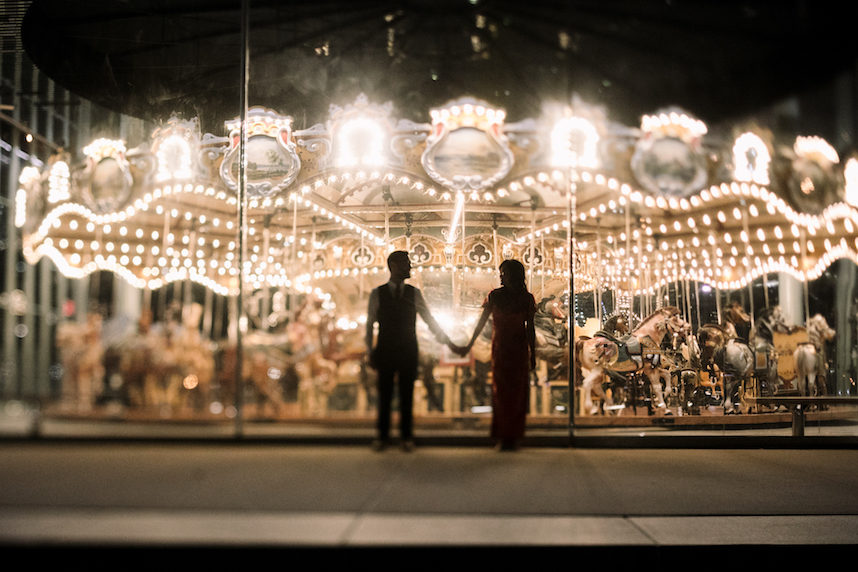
xmin=0 ymin=439 xmax=857 ymax=561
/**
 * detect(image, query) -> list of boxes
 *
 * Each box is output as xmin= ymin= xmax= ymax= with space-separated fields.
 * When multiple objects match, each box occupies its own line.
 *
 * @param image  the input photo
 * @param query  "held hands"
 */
xmin=447 ymin=341 xmax=471 ymax=357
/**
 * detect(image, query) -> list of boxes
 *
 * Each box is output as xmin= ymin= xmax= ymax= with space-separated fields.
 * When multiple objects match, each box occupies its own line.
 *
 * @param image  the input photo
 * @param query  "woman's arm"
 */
xmin=527 ymin=315 xmax=536 ymax=370
xmin=465 ymin=304 xmax=492 ymax=352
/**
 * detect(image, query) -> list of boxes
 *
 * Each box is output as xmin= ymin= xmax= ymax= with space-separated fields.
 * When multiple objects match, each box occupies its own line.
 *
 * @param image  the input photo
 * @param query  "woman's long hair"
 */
xmin=495 ymin=259 xmax=531 ymax=312
xmin=500 ymin=259 xmax=527 ymax=292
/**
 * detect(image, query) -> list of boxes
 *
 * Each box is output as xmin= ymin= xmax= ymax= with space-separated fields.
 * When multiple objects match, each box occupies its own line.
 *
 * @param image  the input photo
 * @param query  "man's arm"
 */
xmin=527 ymin=294 xmax=537 ymax=370
xmin=414 ymin=288 xmax=452 ymax=345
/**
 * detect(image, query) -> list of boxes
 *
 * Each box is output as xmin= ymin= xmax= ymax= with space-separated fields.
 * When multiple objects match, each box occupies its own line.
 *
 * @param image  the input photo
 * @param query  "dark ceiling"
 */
xmin=20 ymin=0 xmax=858 ymax=132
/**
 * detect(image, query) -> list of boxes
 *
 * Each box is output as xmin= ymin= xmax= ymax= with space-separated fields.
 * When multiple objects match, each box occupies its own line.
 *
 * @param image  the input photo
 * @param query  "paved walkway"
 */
xmin=0 ymin=439 xmax=857 ymax=560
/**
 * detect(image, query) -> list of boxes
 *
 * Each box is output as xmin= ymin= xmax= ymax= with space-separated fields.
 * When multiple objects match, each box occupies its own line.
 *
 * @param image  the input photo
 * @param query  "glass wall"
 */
xmin=3 ymin=2 xmax=857 ymax=443
xmin=2 ymin=2 xmax=247 ymax=438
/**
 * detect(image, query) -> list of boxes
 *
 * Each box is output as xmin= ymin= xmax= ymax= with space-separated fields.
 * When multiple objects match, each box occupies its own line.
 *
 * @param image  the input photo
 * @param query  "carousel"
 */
xmin=13 ymin=91 xmax=858 ymax=430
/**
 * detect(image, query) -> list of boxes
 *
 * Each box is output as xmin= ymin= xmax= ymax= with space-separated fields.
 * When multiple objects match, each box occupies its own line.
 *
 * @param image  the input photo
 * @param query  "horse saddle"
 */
xmin=618 ymin=333 xmax=671 ymax=369
xmin=595 ymin=330 xmax=642 ymax=371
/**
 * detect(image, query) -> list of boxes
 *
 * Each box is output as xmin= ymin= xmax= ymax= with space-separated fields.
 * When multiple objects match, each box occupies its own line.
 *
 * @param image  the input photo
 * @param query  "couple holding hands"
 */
xmin=366 ymin=251 xmax=536 ymax=452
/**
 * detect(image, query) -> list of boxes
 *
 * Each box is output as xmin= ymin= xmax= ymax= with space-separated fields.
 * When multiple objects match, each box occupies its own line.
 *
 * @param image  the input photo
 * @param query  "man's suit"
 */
xmin=366 ymin=280 xmax=449 ymax=443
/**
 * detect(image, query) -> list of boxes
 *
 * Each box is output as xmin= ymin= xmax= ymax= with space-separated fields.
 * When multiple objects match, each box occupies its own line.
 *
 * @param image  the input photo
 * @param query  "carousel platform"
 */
xmin=3 ymin=400 xmax=858 ymax=444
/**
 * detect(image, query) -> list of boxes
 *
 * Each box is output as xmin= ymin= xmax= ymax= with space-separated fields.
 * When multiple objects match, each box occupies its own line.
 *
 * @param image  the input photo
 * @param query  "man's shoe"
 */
xmin=371 ymin=439 xmax=388 ymax=452
xmin=400 ymin=439 xmax=415 ymax=452
xmin=497 ymin=439 xmax=519 ymax=452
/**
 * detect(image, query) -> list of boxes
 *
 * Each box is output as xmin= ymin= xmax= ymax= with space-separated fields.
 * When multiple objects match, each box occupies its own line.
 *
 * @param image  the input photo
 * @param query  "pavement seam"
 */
xmin=623 ymin=515 xmax=661 ymax=545
xmin=338 ymin=454 xmax=411 ymax=544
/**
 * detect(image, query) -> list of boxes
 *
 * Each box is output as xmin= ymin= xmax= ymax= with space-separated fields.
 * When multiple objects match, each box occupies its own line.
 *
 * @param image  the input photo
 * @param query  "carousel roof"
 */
xmin=20 ymin=0 xmax=858 ymax=131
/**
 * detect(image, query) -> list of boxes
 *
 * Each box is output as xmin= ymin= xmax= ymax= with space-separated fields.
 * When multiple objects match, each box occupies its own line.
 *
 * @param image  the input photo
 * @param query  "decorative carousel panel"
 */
xmin=465 ymin=240 xmax=494 ymax=266
xmin=387 ymin=235 xmax=448 ymax=268
xmin=350 ymin=243 xmax=377 ymax=268
xmin=327 ymin=234 xmax=388 ymax=263
xmin=293 ymin=122 xmax=332 ymax=178
xmin=779 ymin=135 xmax=843 ymax=215
xmin=630 ymin=108 xmax=709 ymax=197
xmin=409 ymin=240 xmax=435 ymax=266
xmin=421 ymin=98 xmax=514 ymax=192
xmin=391 ymin=118 xmax=431 ymax=169
xmin=79 ymin=139 xmax=136 ymax=213
xmin=522 ymin=244 xmax=546 ymax=268
xmin=219 ymin=107 xmax=301 ymax=199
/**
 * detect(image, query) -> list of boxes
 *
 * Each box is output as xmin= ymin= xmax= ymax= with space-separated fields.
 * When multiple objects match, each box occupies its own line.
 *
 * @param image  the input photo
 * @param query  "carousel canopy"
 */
xmin=13 ymin=93 xmax=858 ymax=306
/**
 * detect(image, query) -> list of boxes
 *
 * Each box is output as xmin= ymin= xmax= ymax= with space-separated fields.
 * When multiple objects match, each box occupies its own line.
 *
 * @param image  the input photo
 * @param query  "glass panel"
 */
xmin=4 ymin=2 xmax=857 ymax=444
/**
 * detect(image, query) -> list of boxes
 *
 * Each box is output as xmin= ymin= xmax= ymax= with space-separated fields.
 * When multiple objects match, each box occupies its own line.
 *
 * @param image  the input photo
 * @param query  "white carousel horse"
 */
xmin=794 ymin=314 xmax=836 ymax=397
xmin=575 ymin=306 xmax=690 ymax=415
xmin=574 ymin=333 xmax=622 ymax=414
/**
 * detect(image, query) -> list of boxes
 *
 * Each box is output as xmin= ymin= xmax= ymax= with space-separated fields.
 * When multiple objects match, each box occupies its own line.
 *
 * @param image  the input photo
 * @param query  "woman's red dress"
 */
xmin=485 ymin=287 xmax=536 ymax=441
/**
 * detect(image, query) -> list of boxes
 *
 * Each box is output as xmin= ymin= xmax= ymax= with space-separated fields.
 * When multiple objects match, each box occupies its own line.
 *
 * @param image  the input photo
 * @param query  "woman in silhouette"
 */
xmin=458 ymin=259 xmax=536 ymax=451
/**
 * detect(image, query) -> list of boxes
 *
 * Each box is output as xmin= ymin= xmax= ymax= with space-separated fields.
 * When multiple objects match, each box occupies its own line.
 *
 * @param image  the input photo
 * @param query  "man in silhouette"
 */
xmin=366 ymin=250 xmax=456 ymax=451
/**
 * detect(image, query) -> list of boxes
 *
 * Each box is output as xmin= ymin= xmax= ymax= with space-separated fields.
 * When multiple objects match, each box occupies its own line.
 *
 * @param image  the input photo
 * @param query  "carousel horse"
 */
xmin=117 ymin=310 xmax=174 ymax=408
xmin=749 ymin=306 xmax=792 ymax=395
xmin=534 ymin=294 xmax=570 ymax=379
xmin=215 ymin=335 xmax=294 ymax=416
xmin=673 ymin=333 xmax=716 ymax=414
xmin=722 ymin=300 xmax=751 ymax=340
xmin=285 ymin=301 xmax=341 ymax=416
xmin=575 ymin=306 xmax=690 ymax=415
xmin=55 ymin=312 xmax=105 ymax=412
xmin=602 ymin=313 xmax=631 ymax=338
xmin=218 ymin=303 xmax=341 ymax=418
xmin=417 ymin=353 xmax=446 ymax=411
xmin=165 ymin=303 xmax=216 ymax=412
xmin=574 ymin=332 xmax=622 ymax=414
xmin=751 ymin=306 xmax=791 ymax=347
xmin=652 ymin=313 xmax=693 ymax=411
xmin=794 ymin=314 xmax=836 ymax=398
xmin=694 ymin=322 xmax=754 ymax=413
